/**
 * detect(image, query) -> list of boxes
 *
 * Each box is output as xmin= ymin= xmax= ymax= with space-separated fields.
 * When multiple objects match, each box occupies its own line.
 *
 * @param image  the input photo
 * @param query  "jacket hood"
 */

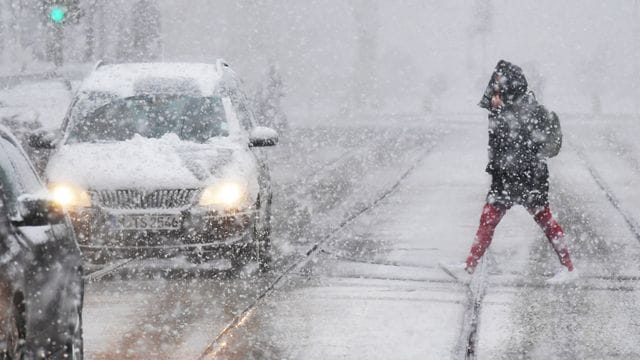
xmin=479 ymin=60 xmax=529 ymax=110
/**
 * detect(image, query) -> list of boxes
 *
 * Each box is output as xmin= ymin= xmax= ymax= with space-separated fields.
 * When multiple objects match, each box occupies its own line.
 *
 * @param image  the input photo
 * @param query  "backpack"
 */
xmin=540 ymin=110 xmax=562 ymax=158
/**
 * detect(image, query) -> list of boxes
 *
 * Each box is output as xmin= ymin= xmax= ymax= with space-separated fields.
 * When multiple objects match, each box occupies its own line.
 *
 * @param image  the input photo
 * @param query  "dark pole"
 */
xmin=634 ymin=0 xmax=639 ymax=114
xmin=48 ymin=22 xmax=63 ymax=66
xmin=83 ymin=0 xmax=95 ymax=62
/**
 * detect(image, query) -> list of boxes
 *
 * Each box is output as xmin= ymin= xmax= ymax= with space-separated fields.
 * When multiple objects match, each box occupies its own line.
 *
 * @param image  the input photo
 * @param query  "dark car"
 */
xmin=0 ymin=126 xmax=83 ymax=359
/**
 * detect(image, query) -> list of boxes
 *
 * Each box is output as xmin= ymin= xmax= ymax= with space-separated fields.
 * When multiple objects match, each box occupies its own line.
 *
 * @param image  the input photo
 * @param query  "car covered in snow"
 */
xmin=0 ymin=126 xmax=83 ymax=359
xmin=32 ymin=61 xmax=278 ymax=270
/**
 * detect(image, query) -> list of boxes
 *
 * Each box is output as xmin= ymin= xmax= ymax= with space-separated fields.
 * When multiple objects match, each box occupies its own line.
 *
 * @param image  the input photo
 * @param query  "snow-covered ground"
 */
xmin=3 ymin=77 xmax=640 ymax=359
xmin=206 ymin=115 xmax=640 ymax=360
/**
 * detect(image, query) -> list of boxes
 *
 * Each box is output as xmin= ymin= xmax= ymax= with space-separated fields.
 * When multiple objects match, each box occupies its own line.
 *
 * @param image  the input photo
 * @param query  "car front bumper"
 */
xmin=69 ymin=206 xmax=257 ymax=259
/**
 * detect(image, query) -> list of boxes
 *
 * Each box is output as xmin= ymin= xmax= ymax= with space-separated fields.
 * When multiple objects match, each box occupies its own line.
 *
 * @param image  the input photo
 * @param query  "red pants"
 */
xmin=466 ymin=203 xmax=573 ymax=271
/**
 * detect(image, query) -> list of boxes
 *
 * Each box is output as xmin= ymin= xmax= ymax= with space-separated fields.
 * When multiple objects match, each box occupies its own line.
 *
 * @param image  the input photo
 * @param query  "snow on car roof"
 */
xmin=78 ymin=62 xmax=225 ymax=98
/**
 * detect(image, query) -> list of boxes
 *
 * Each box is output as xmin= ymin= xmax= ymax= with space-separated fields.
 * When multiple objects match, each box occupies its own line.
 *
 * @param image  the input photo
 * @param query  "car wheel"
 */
xmin=0 ymin=318 xmax=17 ymax=360
xmin=226 ymin=195 xmax=273 ymax=275
xmin=67 ymin=306 xmax=83 ymax=359
xmin=2 ymin=292 xmax=26 ymax=360
xmin=65 ymin=279 xmax=84 ymax=360
xmin=0 ymin=312 xmax=17 ymax=360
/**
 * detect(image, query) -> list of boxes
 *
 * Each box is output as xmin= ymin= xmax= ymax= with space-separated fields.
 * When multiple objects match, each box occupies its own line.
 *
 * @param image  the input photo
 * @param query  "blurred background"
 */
xmin=1 ymin=0 xmax=639 ymax=121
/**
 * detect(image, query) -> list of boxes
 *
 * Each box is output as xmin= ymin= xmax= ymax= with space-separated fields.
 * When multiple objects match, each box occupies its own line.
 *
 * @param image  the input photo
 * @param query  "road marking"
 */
xmin=571 ymin=141 xmax=640 ymax=244
xmin=456 ymin=259 xmax=488 ymax=360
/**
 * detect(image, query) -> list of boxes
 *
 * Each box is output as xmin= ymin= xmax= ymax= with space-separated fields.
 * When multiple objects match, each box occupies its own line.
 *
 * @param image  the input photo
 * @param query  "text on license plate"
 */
xmin=116 ymin=214 xmax=182 ymax=230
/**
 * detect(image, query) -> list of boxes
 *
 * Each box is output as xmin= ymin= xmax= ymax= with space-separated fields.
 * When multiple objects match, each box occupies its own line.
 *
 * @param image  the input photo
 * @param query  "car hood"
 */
xmin=46 ymin=134 xmax=258 ymax=191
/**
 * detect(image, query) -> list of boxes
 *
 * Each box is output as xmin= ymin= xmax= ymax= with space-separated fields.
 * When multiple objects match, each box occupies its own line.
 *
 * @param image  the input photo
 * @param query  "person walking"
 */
xmin=462 ymin=60 xmax=576 ymax=284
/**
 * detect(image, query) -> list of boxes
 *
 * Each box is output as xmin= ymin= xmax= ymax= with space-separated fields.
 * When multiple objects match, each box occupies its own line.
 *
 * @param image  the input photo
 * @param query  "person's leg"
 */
xmin=466 ymin=203 xmax=507 ymax=272
xmin=528 ymin=206 xmax=574 ymax=271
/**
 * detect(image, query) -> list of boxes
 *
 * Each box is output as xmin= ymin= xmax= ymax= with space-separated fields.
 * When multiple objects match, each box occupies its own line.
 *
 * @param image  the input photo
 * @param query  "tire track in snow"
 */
xmin=459 ymin=138 xmax=634 ymax=360
xmin=570 ymin=140 xmax=640 ymax=244
xmin=197 ymin=141 xmax=438 ymax=360
xmin=490 ymin=138 xmax=640 ymax=359
xmin=80 ymin=133 xmax=377 ymax=358
xmin=272 ymin=127 xmax=434 ymax=244
xmin=455 ymin=258 xmax=488 ymax=360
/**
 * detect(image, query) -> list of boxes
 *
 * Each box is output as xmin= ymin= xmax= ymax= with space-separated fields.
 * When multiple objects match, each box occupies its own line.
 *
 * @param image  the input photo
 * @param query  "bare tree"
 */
xmin=522 ymin=61 xmax=545 ymax=101
xmin=579 ymin=45 xmax=608 ymax=114
xmin=131 ymin=0 xmax=161 ymax=61
xmin=423 ymin=73 xmax=449 ymax=114
xmin=254 ymin=64 xmax=289 ymax=132
xmin=473 ymin=0 xmax=493 ymax=63
xmin=351 ymin=0 xmax=379 ymax=112
xmin=0 ymin=1 xmax=5 ymax=61
xmin=1 ymin=0 xmax=18 ymax=67
xmin=468 ymin=0 xmax=493 ymax=85
xmin=634 ymin=0 xmax=640 ymax=113
xmin=82 ymin=0 xmax=96 ymax=62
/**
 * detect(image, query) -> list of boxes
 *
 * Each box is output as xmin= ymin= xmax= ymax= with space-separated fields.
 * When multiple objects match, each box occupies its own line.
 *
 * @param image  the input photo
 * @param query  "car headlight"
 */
xmin=199 ymin=181 xmax=248 ymax=210
xmin=49 ymin=183 xmax=91 ymax=208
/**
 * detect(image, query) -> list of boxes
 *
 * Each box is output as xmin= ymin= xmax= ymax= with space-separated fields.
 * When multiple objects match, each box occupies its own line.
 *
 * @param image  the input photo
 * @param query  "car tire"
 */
xmin=225 ymin=194 xmax=273 ymax=276
xmin=66 ymin=279 xmax=84 ymax=360
xmin=0 ymin=314 xmax=17 ymax=360
xmin=2 ymin=292 xmax=26 ymax=360
xmin=228 ymin=194 xmax=273 ymax=275
xmin=68 ymin=305 xmax=84 ymax=359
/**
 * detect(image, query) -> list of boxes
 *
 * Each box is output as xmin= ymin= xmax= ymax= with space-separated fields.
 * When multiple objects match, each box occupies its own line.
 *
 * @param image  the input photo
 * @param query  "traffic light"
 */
xmin=42 ymin=0 xmax=82 ymax=67
xmin=43 ymin=0 xmax=82 ymax=25
xmin=49 ymin=5 xmax=66 ymax=23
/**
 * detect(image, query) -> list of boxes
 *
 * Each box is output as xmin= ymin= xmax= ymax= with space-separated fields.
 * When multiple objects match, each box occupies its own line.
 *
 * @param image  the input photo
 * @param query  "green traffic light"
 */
xmin=50 ymin=5 xmax=66 ymax=23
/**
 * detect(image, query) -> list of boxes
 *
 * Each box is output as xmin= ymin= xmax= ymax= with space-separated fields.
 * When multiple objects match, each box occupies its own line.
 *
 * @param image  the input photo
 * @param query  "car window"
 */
xmin=66 ymin=95 xmax=229 ymax=143
xmin=0 ymin=137 xmax=42 ymax=213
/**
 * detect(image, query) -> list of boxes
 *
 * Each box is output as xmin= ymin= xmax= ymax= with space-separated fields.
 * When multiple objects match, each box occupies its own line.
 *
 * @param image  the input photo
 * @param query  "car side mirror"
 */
xmin=249 ymin=126 xmax=279 ymax=147
xmin=16 ymin=194 xmax=65 ymax=226
xmin=28 ymin=130 xmax=58 ymax=149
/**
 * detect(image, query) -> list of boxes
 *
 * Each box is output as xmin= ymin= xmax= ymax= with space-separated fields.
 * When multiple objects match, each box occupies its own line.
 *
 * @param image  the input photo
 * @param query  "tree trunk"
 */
xmin=83 ymin=0 xmax=96 ymax=62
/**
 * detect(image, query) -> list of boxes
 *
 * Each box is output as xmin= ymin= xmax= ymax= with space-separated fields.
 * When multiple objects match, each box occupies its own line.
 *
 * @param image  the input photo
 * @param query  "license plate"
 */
xmin=115 ymin=214 xmax=182 ymax=230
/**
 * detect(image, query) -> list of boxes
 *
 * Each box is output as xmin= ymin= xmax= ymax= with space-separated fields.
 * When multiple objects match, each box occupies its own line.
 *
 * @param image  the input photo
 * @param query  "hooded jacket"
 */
xmin=479 ymin=60 xmax=552 ymax=176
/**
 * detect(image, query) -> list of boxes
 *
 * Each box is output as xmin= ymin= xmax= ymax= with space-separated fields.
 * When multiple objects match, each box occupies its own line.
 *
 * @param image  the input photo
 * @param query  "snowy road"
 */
xmin=477 ymin=116 xmax=640 ymax=359
xmin=3 ymin=80 xmax=640 ymax=359
xmin=81 ymin=123 xmax=438 ymax=359
xmin=187 ymin=116 xmax=640 ymax=360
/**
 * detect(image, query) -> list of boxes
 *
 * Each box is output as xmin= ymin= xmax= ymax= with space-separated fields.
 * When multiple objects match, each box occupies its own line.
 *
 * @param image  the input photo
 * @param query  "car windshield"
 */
xmin=66 ymin=95 xmax=229 ymax=144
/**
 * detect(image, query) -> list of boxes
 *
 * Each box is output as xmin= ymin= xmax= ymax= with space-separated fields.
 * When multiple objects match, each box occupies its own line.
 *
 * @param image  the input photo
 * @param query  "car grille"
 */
xmin=91 ymin=189 xmax=199 ymax=209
